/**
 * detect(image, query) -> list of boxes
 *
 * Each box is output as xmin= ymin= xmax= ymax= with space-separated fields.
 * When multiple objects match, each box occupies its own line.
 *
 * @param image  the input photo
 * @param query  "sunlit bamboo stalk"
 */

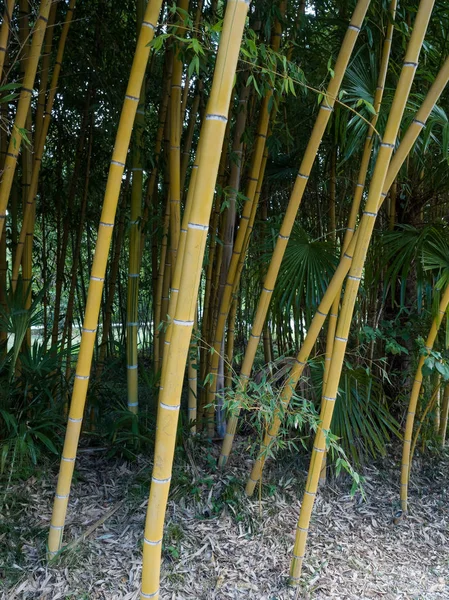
xmin=290 ymin=1 xmax=433 ymax=583
xmin=48 ymin=0 xmax=164 ymax=557
xmin=141 ymin=2 xmax=249 ymax=596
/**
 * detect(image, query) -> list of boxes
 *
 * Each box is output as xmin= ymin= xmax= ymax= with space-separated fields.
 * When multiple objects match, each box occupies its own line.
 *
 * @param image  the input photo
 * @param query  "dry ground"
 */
xmin=1 ymin=438 xmax=448 ymax=600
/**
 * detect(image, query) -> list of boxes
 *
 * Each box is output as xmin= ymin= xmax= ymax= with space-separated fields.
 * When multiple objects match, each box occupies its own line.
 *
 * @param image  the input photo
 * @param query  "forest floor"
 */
xmin=1 ymin=437 xmax=449 ymax=600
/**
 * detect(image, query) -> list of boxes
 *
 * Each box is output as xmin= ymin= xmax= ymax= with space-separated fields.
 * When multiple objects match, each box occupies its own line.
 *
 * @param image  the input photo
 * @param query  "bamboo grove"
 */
xmin=1 ymin=0 xmax=449 ymax=597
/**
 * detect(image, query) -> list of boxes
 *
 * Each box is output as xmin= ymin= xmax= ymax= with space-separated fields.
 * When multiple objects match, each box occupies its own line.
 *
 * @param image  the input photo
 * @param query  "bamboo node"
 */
xmin=111 ymin=159 xmax=125 ymax=167
xmin=348 ymin=24 xmax=361 ymax=31
xmin=142 ymin=21 xmax=156 ymax=30
xmin=127 ymin=365 xmax=138 ymax=370
xmin=297 ymin=172 xmax=309 ymax=179
xmin=335 ymin=335 xmax=348 ymax=342
xmin=75 ymin=374 xmax=90 ymax=380
xmin=141 ymin=590 xmax=159 ymax=598
xmin=403 ymin=61 xmax=418 ymax=68
xmin=152 ymin=475 xmax=172 ymax=484
xmin=206 ymin=113 xmax=228 ymax=122
xmin=188 ymin=222 xmax=208 ymax=231
xmin=159 ymin=402 xmax=180 ymax=412
xmin=143 ymin=537 xmax=162 ymax=546
xmin=173 ymin=318 xmax=194 ymax=326
xmin=363 ymin=210 xmax=377 ymax=217
xmin=61 ymin=456 xmax=76 ymax=462
xmin=68 ymin=417 xmax=83 ymax=423
xmin=323 ymin=395 xmax=336 ymax=402
xmin=413 ymin=118 xmax=425 ymax=127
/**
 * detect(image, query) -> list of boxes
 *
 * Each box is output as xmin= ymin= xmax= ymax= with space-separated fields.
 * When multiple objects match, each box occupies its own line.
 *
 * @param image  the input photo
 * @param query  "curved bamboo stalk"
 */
xmin=126 ymin=0 xmax=146 ymax=414
xmin=323 ymin=0 xmax=397 ymax=388
xmin=35 ymin=2 xmax=57 ymax=147
xmin=47 ymin=0 xmax=164 ymax=557
xmin=0 ymin=0 xmax=52 ymax=242
xmin=439 ymin=382 xmax=449 ymax=445
xmin=409 ymin=377 xmax=442 ymax=464
xmin=289 ymin=1 xmax=433 ymax=583
xmin=401 ymin=284 xmax=449 ymax=512
xmin=141 ymin=2 xmax=249 ymax=596
xmin=219 ymin=0 xmax=370 ymax=465
xmin=245 ymin=46 xmax=449 ymax=499
xmin=12 ymin=0 xmax=76 ymax=291
xmin=0 ymin=0 xmax=15 ymax=81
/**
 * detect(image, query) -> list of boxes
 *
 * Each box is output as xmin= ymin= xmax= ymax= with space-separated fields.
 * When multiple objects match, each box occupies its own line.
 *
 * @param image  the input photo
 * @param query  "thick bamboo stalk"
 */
xmin=12 ymin=0 xmax=76 ymax=290
xmin=141 ymin=2 xmax=249 ymax=596
xmin=0 ymin=0 xmax=52 ymax=242
xmin=126 ymin=0 xmax=146 ymax=414
xmin=401 ymin=285 xmax=449 ymax=512
xmin=47 ymin=0 xmax=164 ymax=557
xmin=0 ymin=0 xmax=15 ymax=81
xmin=289 ymin=1 xmax=433 ymax=583
xmin=246 ymin=40 xmax=449 ymax=499
xmin=219 ymin=0 xmax=370 ymax=465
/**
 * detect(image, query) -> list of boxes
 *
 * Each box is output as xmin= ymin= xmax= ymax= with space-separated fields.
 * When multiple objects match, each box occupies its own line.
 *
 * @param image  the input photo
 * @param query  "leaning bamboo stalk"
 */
xmin=126 ymin=0 xmax=146 ymax=414
xmin=169 ymin=0 xmax=189 ymax=265
xmin=34 ymin=2 xmax=57 ymax=148
xmin=12 ymin=0 xmax=76 ymax=290
xmin=97 ymin=176 xmax=130 ymax=377
xmin=289 ymin=1 xmax=433 ymax=583
xmin=246 ymin=47 xmax=449 ymax=497
xmin=409 ymin=376 xmax=442 ymax=464
xmin=141 ymin=2 xmax=249 ymax=596
xmin=0 ymin=0 xmax=52 ymax=242
xmin=0 ymin=0 xmax=15 ymax=81
xmin=219 ymin=0 xmax=370 ymax=465
xmin=323 ymin=0 xmax=397 ymax=387
xmin=439 ymin=383 xmax=449 ymax=445
xmin=401 ymin=284 xmax=449 ymax=512
xmin=47 ymin=0 xmax=164 ymax=557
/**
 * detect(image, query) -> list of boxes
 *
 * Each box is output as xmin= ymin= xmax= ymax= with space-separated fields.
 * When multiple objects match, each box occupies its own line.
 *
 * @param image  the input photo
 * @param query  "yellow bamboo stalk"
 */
xmin=35 ymin=2 xmax=57 ymax=147
xmin=0 ymin=0 xmax=15 ymax=81
xmin=219 ymin=0 xmax=370 ymax=465
xmin=439 ymin=383 xmax=449 ymax=445
xmin=47 ymin=0 xmax=164 ymax=557
xmin=289 ymin=1 xmax=433 ymax=583
xmin=409 ymin=377 xmax=442 ymax=464
xmin=169 ymin=0 xmax=189 ymax=265
xmin=126 ymin=0 xmax=146 ymax=414
xmin=401 ymin=284 xmax=449 ymax=512
xmin=323 ymin=0 xmax=397 ymax=387
xmin=12 ymin=0 xmax=76 ymax=291
xmin=153 ymin=195 xmax=170 ymax=373
xmin=0 ymin=0 xmax=51 ymax=242
xmin=245 ymin=38 xmax=449 ymax=500
xmin=141 ymin=2 xmax=249 ymax=596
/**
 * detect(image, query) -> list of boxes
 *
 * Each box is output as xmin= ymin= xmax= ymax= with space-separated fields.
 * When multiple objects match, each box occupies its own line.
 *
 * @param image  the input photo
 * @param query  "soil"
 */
xmin=1 ymin=438 xmax=448 ymax=600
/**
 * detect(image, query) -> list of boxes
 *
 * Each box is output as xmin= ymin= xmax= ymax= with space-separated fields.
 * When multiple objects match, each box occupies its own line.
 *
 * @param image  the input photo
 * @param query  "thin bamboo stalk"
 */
xmin=246 ymin=42 xmax=449 ymax=499
xmin=410 ymin=378 xmax=442 ymax=464
xmin=0 ymin=0 xmax=52 ymax=242
xmin=47 ymin=0 xmax=164 ymax=557
xmin=141 ymin=2 xmax=249 ymax=596
xmin=401 ymin=284 xmax=449 ymax=512
xmin=12 ymin=0 xmax=76 ymax=290
xmin=126 ymin=0 xmax=146 ymax=414
xmin=289 ymin=1 xmax=433 ymax=583
xmin=0 ymin=1 xmax=15 ymax=81
xmin=439 ymin=383 xmax=449 ymax=445
xmin=219 ymin=0 xmax=370 ymax=465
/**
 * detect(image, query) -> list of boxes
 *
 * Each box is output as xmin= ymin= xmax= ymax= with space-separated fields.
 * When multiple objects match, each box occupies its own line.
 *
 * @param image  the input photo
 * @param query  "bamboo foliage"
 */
xmin=141 ymin=1 xmax=249 ymax=596
xmin=219 ymin=0 xmax=370 ymax=466
xmin=47 ymin=0 xmax=164 ymax=557
xmin=289 ymin=0 xmax=434 ymax=583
